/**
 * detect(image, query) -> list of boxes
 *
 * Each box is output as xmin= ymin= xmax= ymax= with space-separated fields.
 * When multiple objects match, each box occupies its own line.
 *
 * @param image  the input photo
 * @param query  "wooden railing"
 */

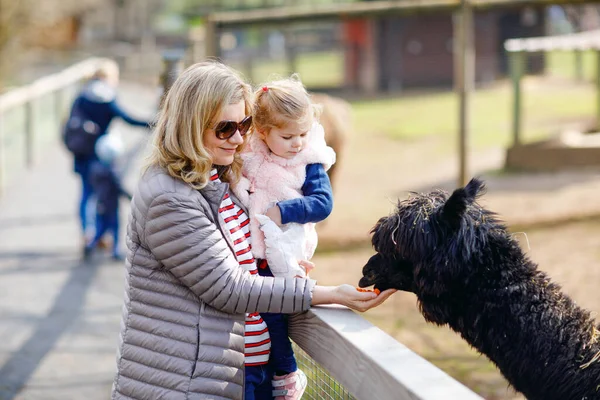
xmin=0 ymin=57 xmax=113 ymax=195
xmin=289 ymin=306 xmax=483 ymax=399
xmin=504 ymin=29 xmax=600 ymax=146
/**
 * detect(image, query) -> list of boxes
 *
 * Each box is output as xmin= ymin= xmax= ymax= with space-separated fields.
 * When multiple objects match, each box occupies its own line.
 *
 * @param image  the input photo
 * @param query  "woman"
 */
xmin=110 ymin=61 xmax=395 ymax=400
xmin=65 ymin=60 xmax=151 ymax=248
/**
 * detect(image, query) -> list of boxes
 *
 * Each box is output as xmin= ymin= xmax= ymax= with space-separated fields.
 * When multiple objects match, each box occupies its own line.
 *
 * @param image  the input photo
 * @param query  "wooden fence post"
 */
xmin=284 ymin=28 xmax=298 ymax=76
xmin=360 ymin=18 xmax=380 ymax=95
xmin=159 ymin=50 xmax=185 ymax=108
xmin=0 ymin=110 xmax=4 ymax=196
xmin=454 ymin=0 xmax=474 ymax=187
xmin=55 ymin=88 xmax=65 ymax=138
xmin=510 ymin=50 xmax=525 ymax=147
xmin=205 ymin=18 xmax=219 ymax=59
xmin=596 ymin=50 xmax=600 ymax=131
xmin=25 ymin=99 xmax=36 ymax=167
xmin=187 ymin=26 xmax=205 ymax=66
xmin=0 ymin=57 xmax=113 ymax=196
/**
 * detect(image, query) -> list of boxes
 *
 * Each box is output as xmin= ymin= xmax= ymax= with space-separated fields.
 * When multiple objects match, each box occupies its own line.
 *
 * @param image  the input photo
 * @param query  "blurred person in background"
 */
xmin=84 ymin=133 xmax=131 ymax=261
xmin=63 ymin=60 xmax=151 ymax=248
xmin=110 ymin=61 xmax=395 ymax=400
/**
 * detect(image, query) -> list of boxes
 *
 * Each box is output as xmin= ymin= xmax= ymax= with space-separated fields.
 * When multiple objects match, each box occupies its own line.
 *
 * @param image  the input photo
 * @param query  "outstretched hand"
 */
xmin=311 ymin=284 xmax=396 ymax=312
xmin=334 ymin=284 xmax=396 ymax=312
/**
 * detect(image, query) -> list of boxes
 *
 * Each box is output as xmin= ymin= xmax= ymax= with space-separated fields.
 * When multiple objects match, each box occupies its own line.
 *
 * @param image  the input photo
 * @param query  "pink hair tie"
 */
xmin=262 ymin=86 xmax=268 ymax=92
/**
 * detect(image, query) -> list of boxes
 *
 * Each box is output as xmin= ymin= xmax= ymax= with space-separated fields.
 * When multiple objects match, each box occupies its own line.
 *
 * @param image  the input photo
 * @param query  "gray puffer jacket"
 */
xmin=111 ymin=166 xmax=316 ymax=400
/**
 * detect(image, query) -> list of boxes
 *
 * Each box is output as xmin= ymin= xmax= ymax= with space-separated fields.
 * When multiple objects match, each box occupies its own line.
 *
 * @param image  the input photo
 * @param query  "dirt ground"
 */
xmin=311 ymin=113 xmax=600 ymax=399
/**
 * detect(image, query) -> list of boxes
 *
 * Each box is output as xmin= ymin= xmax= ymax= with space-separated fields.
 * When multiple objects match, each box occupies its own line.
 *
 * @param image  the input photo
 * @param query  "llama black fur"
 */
xmin=359 ymin=178 xmax=600 ymax=400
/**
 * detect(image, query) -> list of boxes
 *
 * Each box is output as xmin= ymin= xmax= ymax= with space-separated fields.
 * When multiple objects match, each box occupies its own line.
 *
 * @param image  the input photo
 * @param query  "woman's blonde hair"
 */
xmin=253 ymin=74 xmax=321 ymax=134
xmin=147 ymin=61 xmax=252 ymax=189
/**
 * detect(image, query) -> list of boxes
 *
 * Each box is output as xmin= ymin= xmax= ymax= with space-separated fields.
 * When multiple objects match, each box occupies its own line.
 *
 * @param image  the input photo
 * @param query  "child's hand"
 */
xmin=265 ymin=205 xmax=282 ymax=226
xmin=298 ymin=260 xmax=315 ymax=277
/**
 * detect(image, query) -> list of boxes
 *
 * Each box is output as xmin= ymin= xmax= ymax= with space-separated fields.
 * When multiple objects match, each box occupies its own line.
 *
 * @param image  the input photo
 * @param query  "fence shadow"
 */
xmin=0 ymin=213 xmax=74 ymax=230
xmin=0 ymin=255 xmax=101 ymax=399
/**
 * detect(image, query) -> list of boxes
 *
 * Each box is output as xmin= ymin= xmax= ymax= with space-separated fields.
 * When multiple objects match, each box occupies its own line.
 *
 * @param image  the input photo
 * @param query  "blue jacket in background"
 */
xmin=71 ymin=79 xmax=150 ymax=175
xmin=89 ymin=160 xmax=131 ymax=214
xmin=277 ymin=163 xmax=334 ymax=224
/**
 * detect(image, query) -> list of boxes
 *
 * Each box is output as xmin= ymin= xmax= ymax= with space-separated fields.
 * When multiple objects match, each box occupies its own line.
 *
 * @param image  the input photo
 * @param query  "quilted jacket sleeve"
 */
xmin=144 ymin=190 xmax=315 ymax=315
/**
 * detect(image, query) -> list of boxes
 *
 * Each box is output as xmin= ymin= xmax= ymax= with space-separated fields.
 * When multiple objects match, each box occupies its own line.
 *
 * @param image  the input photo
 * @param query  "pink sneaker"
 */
xmin=272 ymin=369 xmax=307 ymax=400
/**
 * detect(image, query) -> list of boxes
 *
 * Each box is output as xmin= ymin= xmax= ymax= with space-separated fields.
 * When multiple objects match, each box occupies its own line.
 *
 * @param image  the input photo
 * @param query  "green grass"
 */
xmin=545 ymin=50 xmax=598 ymax=81
xmin=233 ymin=50 xmax=344 ymax=88
xmin=247 ymin=50 xmax=598 ymax=153
xmin=350 ymin=79 xmax=596 ymax=153
xmin=230 ymin=49 xmax=599 ymax=155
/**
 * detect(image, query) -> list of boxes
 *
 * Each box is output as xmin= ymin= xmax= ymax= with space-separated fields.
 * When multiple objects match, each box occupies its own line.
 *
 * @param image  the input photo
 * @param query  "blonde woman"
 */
xmin=64 ymin=60 xmax=151 ymax=250
xmin=110 ymin=61 xmax=395 ymax=400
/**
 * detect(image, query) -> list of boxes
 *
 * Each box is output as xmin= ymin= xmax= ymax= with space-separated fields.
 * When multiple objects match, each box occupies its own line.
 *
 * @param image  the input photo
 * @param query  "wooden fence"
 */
xmin=505 ymin=29 xmax=600 ymax=146
xmin=290 ymin=306 xmax=483 ymax=399
xmin=0 ymin=58 xmax=113 ymax=195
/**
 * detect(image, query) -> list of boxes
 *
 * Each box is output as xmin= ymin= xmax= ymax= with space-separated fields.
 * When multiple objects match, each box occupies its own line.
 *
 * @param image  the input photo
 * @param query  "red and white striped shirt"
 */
xmin=212 ymin=169 xmax=271 ymax=366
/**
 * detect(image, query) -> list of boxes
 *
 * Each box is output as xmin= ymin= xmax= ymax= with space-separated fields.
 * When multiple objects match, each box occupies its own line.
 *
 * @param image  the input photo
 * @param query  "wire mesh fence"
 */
xmin=292 ymin=342 xmax=355 ymax=400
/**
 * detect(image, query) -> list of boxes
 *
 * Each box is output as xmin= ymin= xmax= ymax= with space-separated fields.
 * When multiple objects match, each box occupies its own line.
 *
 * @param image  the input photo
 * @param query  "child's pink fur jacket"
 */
xmin=232 ymin=122 xmax=336 ymax=260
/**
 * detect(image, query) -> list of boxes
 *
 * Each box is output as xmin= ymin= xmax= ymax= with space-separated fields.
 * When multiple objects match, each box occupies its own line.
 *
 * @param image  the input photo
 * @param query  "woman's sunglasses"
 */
xmin=214 ymin=115 xmax=252 ymax=140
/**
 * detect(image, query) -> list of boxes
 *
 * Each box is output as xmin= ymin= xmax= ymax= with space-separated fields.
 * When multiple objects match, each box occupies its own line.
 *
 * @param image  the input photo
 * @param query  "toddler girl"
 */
xmin=233 ymin=75 xmax=336 ymax=399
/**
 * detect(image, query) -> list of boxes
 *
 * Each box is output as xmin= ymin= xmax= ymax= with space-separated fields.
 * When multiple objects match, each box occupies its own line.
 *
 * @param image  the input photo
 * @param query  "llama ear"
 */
xmin=442 ymin=178 xmax=486 ymax=229
xmin=370 ymin=214 xmax=398 ymax=255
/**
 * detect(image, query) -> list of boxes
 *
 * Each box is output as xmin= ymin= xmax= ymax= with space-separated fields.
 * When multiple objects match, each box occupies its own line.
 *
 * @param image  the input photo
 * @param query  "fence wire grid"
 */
xmin=292 ymin=342 xmax=355 ymax=400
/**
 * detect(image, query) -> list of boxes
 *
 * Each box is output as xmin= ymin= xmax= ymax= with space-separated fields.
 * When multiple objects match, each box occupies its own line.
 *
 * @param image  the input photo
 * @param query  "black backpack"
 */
xmin=62 ymin=100 xmax=101 ymax=158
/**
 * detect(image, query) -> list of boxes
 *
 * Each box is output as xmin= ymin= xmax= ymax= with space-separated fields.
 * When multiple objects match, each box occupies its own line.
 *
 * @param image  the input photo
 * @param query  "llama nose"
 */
xmin=358 ymin=276 xmax=373 ymax=288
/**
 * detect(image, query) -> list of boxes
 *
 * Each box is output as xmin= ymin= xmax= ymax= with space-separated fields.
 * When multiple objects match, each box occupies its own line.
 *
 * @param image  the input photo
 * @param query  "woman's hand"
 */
xmin=334 ymin=284 xmax=396 ymax=312
xmin=311 ymin=284 xmax=396 ymax=312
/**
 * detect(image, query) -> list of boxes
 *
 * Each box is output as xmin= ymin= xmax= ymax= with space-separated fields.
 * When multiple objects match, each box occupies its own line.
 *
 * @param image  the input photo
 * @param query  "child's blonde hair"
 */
xmin=253 ymin=74 xmax=321 ymax=134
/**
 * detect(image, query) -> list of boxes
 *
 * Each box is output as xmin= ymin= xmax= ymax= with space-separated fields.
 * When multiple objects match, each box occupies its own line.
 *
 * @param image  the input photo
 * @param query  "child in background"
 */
xmin=84 ymin=134 xmax=131 ymax=261
xmin=233 ymin=75 xmax=336 ymax=400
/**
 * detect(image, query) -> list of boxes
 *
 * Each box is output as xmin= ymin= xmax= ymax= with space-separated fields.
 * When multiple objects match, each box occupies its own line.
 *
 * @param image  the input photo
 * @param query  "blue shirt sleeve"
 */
xmin=109 ymin=100 xmax=150 ymax=127
xmin=277 ymin=163 xmax=334 ymax=224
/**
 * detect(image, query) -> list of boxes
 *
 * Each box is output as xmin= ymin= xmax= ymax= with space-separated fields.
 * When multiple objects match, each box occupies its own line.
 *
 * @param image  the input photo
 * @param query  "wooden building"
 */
xmin=344 ymin=7 xmax=546 ymax=91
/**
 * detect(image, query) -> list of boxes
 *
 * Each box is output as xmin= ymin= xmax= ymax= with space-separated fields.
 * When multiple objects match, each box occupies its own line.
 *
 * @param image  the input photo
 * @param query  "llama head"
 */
xmin=360 ymin=178 xmax=515 ymax=324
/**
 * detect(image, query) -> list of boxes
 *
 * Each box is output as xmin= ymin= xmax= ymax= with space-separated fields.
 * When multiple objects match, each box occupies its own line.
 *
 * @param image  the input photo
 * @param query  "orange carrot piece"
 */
xmin=356 ymin=287 xmax=380 ymax=294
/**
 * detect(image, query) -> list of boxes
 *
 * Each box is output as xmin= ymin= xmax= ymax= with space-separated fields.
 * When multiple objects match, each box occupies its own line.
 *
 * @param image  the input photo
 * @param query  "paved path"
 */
xmin=0 ymin=82 xmax=158 ymax=400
